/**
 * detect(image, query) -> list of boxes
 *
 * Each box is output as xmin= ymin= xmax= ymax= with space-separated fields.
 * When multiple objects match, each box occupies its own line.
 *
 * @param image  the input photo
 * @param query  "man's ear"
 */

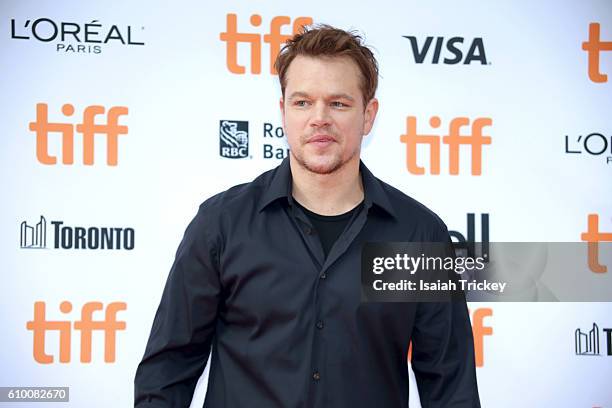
xmin=279 ymin=97 xmax=285 ymax=129
xmin=363 ymin=98 xmax=379 ymax=135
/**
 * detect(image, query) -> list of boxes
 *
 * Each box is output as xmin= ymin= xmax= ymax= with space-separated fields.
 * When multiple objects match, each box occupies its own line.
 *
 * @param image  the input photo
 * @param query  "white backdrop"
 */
xmin=1 ymin=1 xmax=611 ymax=406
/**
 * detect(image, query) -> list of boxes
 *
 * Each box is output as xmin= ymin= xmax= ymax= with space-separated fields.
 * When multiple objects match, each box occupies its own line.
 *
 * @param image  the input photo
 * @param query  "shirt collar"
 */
xmin=257 ymin=157 xmax=293 ymax=212
xmin=358 ymin=160 xmax=396 ymax=218
xmin=258 ymin=157 xmax=397 ymax=219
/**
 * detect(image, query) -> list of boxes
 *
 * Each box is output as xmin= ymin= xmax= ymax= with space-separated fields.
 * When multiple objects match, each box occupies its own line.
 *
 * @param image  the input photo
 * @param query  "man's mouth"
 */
xmin=307 ymin=135 xmax=336 ymax=147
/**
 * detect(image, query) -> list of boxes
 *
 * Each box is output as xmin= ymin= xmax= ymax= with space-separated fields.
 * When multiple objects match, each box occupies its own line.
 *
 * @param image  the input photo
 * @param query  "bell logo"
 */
xmin=28 ymin=103 xmax=128 ymax=166
xmin=220 ymin=13 xmax=312 ymax=75
xmin=580 ymin=214 xmax=612 ymax=273
xmin=26 ymin=301 xmax=126 ymax=364
xmin=400 ymin=116 xmax=492 ymax=175
xmin=582 ymin=23 xmax=612 ymax=83
xmin=450 ymin=213 xmax=490 ymax=260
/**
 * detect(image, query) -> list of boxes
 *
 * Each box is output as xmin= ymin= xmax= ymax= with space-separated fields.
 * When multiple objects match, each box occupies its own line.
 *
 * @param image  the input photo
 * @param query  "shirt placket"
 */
xmin=288 ymin=202 xmax=370 ymax=407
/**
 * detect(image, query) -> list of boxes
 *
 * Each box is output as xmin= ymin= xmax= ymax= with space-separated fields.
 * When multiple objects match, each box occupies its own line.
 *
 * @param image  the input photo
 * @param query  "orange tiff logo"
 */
xmin=28 ymin=103 xmax=128 ymax=166
xmin=400 ymin=116 xmax=492 ymax=175
xmin=220 ymin=13 xmax=312 ymax=74
xmin=581 ymin=214 xmax=612 ymax=273
xmin=582 ymin=23 xmax=612 ymax=83
xmin=408 ymin=307 xmax=492 ymax=367
xmin=471 ymin=307 xmax=493 ymax=367
xmin=26 ymin=301 xmax=126 ymax=364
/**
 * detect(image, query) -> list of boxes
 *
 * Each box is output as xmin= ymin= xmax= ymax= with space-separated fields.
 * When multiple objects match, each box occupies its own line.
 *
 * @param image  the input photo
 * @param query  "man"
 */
xmin=135 ymin=25 xmax=480 ymax=407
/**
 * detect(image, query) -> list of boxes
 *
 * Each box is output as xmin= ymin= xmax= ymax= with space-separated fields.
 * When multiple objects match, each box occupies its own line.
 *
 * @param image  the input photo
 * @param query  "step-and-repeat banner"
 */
xmin=1 ymin=1 xmax=611 ymax=406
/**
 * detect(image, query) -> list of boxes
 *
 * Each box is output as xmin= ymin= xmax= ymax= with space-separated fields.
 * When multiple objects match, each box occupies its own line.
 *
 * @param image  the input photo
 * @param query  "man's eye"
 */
xmin=294 ymin=100 xmax=309 ymax=107
xmin=331 ymin=101 xmax=348 ymax=107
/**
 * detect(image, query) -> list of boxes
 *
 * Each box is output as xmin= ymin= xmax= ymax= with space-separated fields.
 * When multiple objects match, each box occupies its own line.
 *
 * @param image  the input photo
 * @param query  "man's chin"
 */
xmin=299 ymin=158 xmax=343 ymax=175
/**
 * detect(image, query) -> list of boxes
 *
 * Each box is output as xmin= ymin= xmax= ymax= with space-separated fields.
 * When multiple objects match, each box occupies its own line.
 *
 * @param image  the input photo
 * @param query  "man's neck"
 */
xmin=289 ymin=155 xmax=364 ymax=216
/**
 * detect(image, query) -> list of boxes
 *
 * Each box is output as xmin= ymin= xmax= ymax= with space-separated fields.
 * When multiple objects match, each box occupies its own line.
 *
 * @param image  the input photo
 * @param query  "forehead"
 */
xmin=284 ymin=55 xmax=363 ymax=97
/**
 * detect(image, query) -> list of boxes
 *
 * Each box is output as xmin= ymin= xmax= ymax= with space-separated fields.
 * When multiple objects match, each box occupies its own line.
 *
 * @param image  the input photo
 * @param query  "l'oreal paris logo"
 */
xmin=10 ymin=18 xmax=145 ymax=53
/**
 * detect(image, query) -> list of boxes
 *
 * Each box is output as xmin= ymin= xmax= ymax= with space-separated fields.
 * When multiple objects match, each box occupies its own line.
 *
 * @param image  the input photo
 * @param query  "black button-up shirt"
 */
xmin=134 ymin=158 xmax=480 ymax=407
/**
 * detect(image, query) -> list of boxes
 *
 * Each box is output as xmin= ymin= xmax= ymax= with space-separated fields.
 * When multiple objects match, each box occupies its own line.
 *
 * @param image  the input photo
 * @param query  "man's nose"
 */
xmin=310 ymin=102 xmax=331 ymax=128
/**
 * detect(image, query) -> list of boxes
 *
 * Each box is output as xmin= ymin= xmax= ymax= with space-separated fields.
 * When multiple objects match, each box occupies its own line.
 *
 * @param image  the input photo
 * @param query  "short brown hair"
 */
xmin=275 ymin=25 xmax=379 ymax=107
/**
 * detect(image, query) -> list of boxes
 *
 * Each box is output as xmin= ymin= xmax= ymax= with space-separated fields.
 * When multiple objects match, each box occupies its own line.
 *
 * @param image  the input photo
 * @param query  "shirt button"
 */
xmin=316 ymin=320 xmax=324 ymax=330
xmin=320 ymin=273 xmax=327 ymax=280
xmin=313 ymin=371 xmax=321 ymax=381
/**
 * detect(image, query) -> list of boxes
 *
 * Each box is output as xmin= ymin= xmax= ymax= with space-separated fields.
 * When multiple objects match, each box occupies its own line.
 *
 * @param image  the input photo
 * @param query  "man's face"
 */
xmin=280 ymin=55 xmax=378 ymax=175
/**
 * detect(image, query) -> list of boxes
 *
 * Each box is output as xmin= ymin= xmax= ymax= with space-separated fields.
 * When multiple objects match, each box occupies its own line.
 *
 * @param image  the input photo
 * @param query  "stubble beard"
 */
xmin=292 ymin=141 xmax=360 ymax=176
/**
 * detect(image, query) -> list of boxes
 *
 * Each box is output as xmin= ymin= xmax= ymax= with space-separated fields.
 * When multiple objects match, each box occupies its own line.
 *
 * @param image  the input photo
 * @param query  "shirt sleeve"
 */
xmin=410 ymin=223 xmax=481 ymax=407
xmin=134 ymin=204 xmax=222 ymax=407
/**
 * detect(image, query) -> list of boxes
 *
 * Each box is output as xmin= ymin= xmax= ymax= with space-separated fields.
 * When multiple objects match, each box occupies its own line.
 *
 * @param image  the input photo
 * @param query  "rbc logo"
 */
xmin=219 ymin=120 xmax=249 ymax=159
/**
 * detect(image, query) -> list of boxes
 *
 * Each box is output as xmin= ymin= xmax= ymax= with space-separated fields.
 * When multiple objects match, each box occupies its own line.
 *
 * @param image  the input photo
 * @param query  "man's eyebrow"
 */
xmin=287 ymin=91 xmax=356 ymax=102
xmin=328 ymin=93 xmax=355 ymax=102
xmin=287 ymin=91 xmax=311 ymax=100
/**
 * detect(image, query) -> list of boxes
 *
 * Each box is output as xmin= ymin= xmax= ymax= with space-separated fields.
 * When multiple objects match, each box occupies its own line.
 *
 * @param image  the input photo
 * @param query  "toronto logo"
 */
xmin=19 ymin=215 xmax=135 ymax=250
xmin=575 ymin=322 xmax=612 ymax=356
